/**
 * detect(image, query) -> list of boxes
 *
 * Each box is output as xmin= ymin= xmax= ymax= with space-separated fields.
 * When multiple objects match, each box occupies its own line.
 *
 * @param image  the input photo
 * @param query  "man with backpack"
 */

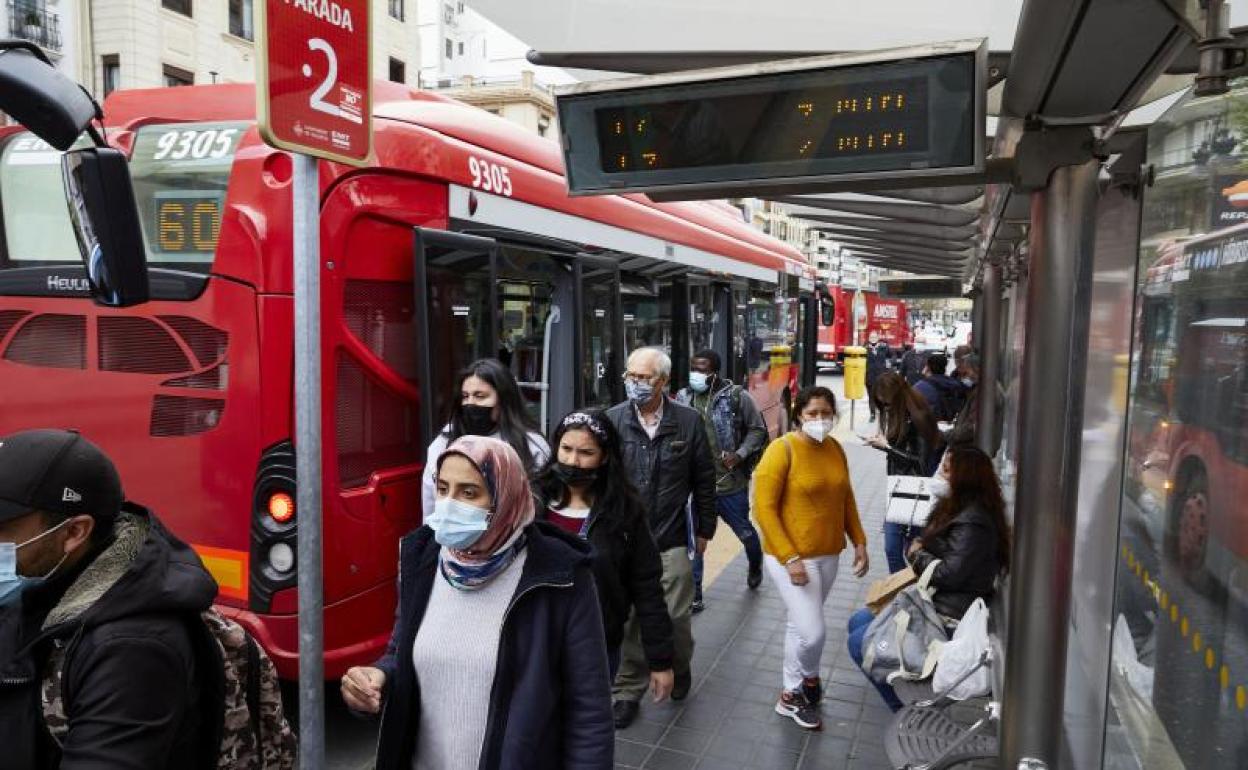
xmin=0 ymin=429 xmax=294 ymax=769
xmin=914 ymin=352 xmax=969 ymax=423
xmin=676 ymin=349 xmax=770 ymax=613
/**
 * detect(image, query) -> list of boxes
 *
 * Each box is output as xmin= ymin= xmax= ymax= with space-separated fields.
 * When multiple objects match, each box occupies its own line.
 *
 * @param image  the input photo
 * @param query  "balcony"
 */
xmin=8 ymin=1 xmax=61 ymax=53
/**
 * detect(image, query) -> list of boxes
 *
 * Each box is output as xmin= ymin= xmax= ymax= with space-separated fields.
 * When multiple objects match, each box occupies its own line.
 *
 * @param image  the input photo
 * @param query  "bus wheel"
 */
xmin=1171 ymin=469 xmax=1209 ymax=582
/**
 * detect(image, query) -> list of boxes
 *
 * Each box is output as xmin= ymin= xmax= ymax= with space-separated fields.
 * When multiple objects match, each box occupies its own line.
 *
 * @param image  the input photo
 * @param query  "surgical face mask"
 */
xmin=427 ymin=498 xmax=491 ymax=550
xmin=0 ymin=518 xmax=71 ymax=606
xmin=961 ymin=377 xmax=975 ymax=388
xmin=460 ymin=404 xmax=497 ymax=436
xmin=801 ymin=418 xmax=834 ymax=443
xmin=625 ymin=379 xmax=655 ymax=407
xmin=688 ymin=371 xmax=711 ymax=394
xmin=928 ymin=476 xmax=952 ymax=500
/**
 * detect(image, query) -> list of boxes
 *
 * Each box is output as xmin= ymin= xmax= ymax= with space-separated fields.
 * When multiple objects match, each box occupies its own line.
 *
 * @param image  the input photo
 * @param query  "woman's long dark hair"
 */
xmin=534 ymin=410 xmax=645 ymax=533
xmin=871 ymin=371 xmax=940 ymax=448
xmin=445 ymin=358 xmax=540 ymax=470
xmin=925 ymin=445 xmax=1011 ymax=574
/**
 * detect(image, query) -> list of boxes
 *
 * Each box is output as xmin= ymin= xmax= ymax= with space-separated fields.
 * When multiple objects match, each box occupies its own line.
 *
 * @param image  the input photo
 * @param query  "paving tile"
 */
xmin=694 ymin=759 xmax=748 ymax=770
xmin=673 ymin=706 xmax=724 ymax=731
xmin=616 ymin=718 xmax=668 ymax=745
xmin=643 ymin=747 xmax=699 ymax=770
xmin=658 ymin=726 xmax=713 ymax=755
xmin=748 ymin=742 xmax=802 ymax=770
xmin=615 ymin=738 xmax=652 ymax=767
xmin=702 ymin=731 xmax=758 ymax=762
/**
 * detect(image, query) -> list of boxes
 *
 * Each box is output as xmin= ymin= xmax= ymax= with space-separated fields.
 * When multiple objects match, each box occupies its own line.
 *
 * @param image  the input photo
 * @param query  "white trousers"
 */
xmin=764 ymin=554 xmax=840 ymax=691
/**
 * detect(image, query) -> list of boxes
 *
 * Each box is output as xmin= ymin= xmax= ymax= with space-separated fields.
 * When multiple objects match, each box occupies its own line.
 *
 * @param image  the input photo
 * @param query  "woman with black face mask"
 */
xmin=421 ymin=359 xmax=550 ymax=518
xmin=535 ymin=410 xmax=675 ymax=701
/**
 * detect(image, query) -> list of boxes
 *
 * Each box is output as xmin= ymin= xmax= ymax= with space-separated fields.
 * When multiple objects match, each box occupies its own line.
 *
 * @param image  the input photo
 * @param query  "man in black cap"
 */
xmin=0 ymin=429 xmax=221 ymax=769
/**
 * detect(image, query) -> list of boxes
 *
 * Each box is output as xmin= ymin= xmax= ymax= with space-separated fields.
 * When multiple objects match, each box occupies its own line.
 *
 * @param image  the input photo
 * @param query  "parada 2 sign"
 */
xmin=256 ymin=0 xmax=372 ymax=165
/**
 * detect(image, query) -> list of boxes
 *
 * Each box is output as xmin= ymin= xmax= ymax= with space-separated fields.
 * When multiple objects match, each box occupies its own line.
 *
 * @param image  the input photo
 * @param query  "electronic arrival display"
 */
xmin=556 ymin=41 xmax=984 ymax=196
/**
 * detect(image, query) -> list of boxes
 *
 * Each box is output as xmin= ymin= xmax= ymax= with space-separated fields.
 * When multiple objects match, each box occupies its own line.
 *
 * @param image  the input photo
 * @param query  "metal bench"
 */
xmin=882 ymin=594 xmax=1006 ymax=770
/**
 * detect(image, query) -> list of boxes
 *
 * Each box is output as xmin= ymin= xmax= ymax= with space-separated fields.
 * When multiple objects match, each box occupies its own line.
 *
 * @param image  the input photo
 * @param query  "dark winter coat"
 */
xmin=865 ymin=342 xmax=890 ymax=386
xmin=878 ymin=417 xmax=936 ymax=477
xmin=0 ymin=505 xmax=222 ymax=770
xmin=605 ymin=399 xmax=717 ymax=552
xmin=372 ymin=522 xmax=613 ymax=770
xmin=538 ymin=497 xmax=674 ymax=670
xmin=915 ymin=375 xmax=970 ymax=423
xmin=907 ymin=505 xmax=1003 ymax=620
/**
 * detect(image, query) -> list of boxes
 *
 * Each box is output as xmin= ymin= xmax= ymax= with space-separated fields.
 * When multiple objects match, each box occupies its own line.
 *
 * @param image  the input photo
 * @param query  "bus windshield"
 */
xmin=0 ymin=120 xmax=248 ymax=278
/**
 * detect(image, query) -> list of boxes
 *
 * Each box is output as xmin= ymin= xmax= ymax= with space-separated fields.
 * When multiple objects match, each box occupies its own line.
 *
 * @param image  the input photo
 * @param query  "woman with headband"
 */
xmin=341 ymin=435 xmax=613 ymax=769
xmin=535 ymin=410 xmax=675 ymax=707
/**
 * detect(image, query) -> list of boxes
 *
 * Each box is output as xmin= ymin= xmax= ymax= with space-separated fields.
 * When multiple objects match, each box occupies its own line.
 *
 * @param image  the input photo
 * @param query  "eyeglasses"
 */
xmin=622 ymin=373 xmax=660 ymax=386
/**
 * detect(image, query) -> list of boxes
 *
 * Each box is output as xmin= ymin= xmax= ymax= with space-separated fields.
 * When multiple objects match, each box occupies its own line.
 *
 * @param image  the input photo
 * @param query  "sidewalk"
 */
xmin=613 ymin=439 xmax=898 ymax=770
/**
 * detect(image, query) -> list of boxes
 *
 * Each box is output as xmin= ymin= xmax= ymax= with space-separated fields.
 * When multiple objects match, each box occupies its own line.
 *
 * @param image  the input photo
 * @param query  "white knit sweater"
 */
xmin=411 ymin=549 xmax=527 ymax=770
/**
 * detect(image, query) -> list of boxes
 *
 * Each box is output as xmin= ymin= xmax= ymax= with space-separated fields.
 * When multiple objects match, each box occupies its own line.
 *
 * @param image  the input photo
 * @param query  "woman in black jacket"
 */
xmin=847 ymin=445 xmax=1010 ymax=711
xmin=341 ymin=435 xmax=613 ymax=770
xmin=867 ymin=371 xmax=943 ymax=572
xmin=535 ymin=411 xmax=675 ymax=722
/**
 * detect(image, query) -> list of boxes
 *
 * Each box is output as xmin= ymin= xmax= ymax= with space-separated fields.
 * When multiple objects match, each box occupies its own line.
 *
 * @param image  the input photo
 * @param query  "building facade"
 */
xmin=2 ymin=0 xmax=84 ymax=89
xmin=78 ymin=0 xmax=419 ymax=100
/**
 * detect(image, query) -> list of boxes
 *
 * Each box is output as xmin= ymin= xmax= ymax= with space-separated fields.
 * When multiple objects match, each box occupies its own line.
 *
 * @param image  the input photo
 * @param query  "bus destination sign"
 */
xmin=556 ymin=40 xmax=984 ymax=197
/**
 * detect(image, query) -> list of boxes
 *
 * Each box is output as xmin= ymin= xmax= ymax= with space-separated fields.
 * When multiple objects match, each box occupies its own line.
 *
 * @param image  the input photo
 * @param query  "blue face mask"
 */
xmin=427 ymin=498 xmax=491 ymax=550
xmin=0 ymin=519 xmax=71 ymax=607
xmin=625 ymin=379 xmax=655 ymax=407
xmin=688 ymin=372 xmax=710 ymax=393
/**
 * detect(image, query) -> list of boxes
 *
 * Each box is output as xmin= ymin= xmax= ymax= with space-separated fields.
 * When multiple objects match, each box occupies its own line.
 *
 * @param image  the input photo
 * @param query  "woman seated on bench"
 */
xmin=847 ymin=445 xmax=1011 ymax=710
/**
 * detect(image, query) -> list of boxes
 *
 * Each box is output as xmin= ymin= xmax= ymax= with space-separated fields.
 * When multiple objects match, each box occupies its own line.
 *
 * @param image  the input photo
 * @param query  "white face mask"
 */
xmin=801 ymin=419 xmax=833 ymax=443
xmin=928 ymin=476 xmax=951 ymax=500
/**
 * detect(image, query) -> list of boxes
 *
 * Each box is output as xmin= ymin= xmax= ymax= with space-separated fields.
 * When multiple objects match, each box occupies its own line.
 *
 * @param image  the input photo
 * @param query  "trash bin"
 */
xmin=843 ymin=346 xmax=867 ymax=401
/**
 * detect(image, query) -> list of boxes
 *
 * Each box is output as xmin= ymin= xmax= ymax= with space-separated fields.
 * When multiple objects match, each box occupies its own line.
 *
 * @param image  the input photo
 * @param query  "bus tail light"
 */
xmin=251 ymin=440 xmax=297 ymax=613
xmin=267 ymin=491 xmax=295 ymax=523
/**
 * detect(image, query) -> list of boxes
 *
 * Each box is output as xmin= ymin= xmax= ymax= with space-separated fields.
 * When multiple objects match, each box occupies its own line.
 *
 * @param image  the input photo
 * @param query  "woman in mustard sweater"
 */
xmin=753 ymin=386 xmax=869 ymax=731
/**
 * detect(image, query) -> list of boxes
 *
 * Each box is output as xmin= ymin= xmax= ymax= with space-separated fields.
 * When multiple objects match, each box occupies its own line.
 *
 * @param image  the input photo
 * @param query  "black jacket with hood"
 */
xmin=372 ymin=522 xmax=613 ymax=770
xmin=0 ymin=504 xmax=222 ymax=770
xmin=537 ymin=492 xmax=674 ymax=671
xmin=605 ymin=399 xmax=717 ymax=552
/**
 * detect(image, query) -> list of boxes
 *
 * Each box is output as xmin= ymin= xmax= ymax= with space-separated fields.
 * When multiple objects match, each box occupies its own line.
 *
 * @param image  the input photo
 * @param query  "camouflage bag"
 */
xmin=42 ymin=610 xmax=296 ymax=770
xmin=201 ymin=610 xmax=298 ymax=770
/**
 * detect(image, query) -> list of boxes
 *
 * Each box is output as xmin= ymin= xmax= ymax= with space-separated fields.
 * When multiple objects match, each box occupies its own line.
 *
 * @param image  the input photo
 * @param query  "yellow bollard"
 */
xmin=843 ymin=346 xmax=867 ymax=400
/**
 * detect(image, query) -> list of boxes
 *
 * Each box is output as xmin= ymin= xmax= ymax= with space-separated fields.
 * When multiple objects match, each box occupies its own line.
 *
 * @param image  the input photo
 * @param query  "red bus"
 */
xmin=0 ymin=82 xmax=817 ymax=678
xmin=815 ymin=285 xmax=910 ymax=370
xmin=1128 ymin=223 xmax=1248 ymax=589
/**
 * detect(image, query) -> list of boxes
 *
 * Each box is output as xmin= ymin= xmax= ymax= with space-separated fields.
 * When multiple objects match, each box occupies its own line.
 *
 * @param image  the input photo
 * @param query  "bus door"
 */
xmin=688 ymin=279 xmax=729 ymax=372
xmin=798 ymin=289 xmax=818 ymax=388
xmin=413 ymin=229 xmax=498 ymax=451
xmin=415 ymin=229 xmax=575 ymax=447
xmin=495 ymin=246 xmax=575 ymax=434
xmin=576 ymin=254 xmax=622 ymax=410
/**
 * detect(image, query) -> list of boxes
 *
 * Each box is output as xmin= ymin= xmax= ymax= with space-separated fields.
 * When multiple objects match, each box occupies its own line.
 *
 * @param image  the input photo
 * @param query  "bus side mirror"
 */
xmin=0 ymin=44 xmax=98 ymax=150
xmin=820 ymin=297 xmax=835 ymax=326
xmin=62 ymin=148 xmax=150 ymax=307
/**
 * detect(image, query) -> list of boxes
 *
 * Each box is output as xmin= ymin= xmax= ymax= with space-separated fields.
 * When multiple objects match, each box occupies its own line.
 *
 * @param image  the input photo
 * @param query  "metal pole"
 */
xmin=976 ymin=262 xmax=1002 ymax=456
xmin=293 ymin=152 xmax=325 ymax=768
xmin=1000 ymin=160 xmax=1099 ymax=768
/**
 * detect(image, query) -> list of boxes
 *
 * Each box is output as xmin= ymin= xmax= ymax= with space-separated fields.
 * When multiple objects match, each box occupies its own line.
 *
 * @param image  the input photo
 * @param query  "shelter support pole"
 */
xmin=293 ymin=152 xmax=325 ymax=769
xmin=976 ymin=262 xmax=1002 ymax=456
xmin=1000 ymin=159 xmax=1099 ymax=769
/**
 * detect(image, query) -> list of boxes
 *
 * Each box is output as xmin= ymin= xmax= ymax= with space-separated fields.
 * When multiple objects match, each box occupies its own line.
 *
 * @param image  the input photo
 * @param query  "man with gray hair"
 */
xmin=606 ymin=347 xmax=717 ymax=728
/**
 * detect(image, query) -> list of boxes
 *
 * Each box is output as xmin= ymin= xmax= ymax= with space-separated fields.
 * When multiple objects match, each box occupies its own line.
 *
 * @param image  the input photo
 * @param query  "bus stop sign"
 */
xmin=256 ymin=0 xmax=372 ymax=165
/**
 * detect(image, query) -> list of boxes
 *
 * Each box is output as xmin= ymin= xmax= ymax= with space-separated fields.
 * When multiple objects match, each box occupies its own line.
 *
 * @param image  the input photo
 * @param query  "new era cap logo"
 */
xmin=62 ymin=487 xmax=82 ymax=503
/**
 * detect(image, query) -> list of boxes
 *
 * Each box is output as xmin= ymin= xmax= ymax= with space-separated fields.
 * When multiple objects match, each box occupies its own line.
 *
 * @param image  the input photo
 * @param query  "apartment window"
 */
xmin=445 ymin=38 xmax=453 ymax=59
xmin=162 ymin=0 xmax=192 ymax=17
xmin=228 ymin=0 xmax=253 ymax=40
xmin=388 ymin=57 xmax=406 ymax=84
xmin=102 ymin=54 xmax=120 ymax=98
xmin=163 ymin=64 xmax=194 ymax=87
xmin=388 ymin=0 xmax=403 ymax=21
xmin=457 ymin=42 xmax=464 ymax=56
xmin=457 ymin=1 xmax=464 ymax=12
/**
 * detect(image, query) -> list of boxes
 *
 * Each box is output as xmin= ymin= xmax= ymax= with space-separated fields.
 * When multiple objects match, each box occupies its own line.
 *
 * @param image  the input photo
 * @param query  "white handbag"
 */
xmin=884 ymin=475 xmax=935 ymax=528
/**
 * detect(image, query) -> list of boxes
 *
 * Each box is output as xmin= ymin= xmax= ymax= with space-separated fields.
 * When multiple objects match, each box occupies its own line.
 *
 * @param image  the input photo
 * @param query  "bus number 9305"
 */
xmin=468 ymin=156 xmax=513 ymax=197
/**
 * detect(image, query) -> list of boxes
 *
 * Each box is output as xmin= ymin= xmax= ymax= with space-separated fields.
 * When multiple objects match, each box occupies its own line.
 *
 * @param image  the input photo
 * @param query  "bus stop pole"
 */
xmin=976 ymin=261 xmax=1002 ymax=456
xmin=293 ymin=152 xmax=326 ymax=768
xmin=1000 ymin=159 xmax=1099 ymax=768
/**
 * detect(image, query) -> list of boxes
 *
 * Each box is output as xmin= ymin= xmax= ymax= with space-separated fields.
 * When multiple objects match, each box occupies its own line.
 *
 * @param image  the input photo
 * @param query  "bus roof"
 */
xmin=100 ymin=83 xmax=811 ymax=281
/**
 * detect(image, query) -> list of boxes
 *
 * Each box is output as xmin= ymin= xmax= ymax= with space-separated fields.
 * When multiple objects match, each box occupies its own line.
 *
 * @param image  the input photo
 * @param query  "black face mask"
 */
xmin=460 ymin=404 xmax=497 ymax=436
xmin=554 ymin=462 xmax=600 ymax=487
